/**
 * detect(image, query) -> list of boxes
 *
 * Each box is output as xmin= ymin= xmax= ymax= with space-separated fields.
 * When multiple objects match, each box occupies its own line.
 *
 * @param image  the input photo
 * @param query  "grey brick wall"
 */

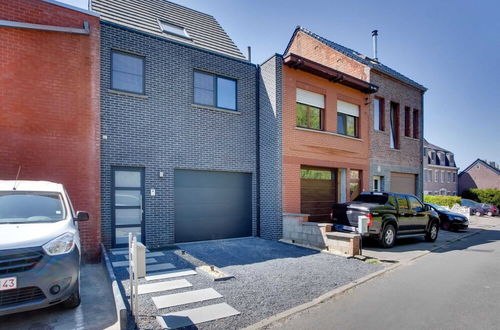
xmin=100 ymin=23 xmax=258 ymax=248
xmin=258 ymin=55 xmax=283 ymax=240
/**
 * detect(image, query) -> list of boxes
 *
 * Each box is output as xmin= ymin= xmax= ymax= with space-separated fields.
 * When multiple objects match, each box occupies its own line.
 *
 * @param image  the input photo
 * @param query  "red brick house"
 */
xmin=0 ymin=0 xmax=101 ymax=260
xmin=458 ymin=159 xmax=500 ymax=194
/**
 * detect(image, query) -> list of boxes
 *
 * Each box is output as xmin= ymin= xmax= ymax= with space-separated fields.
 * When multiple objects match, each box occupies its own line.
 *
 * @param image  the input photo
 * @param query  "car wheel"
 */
xmin=379 ymin=224 xmax=396 ymax=248
xmin=62 ymin=278 xmax=81 ymax=309
xmin=475 ymin=211 xmax=481 ymax=217
xmin=487 ymin=211 xmax=493 ymax=217
xmin=425 ymin=221 xmax=439 ymax=242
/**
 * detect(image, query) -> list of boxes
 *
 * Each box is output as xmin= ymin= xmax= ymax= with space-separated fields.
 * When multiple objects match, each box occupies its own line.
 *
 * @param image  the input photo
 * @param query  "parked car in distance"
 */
xmin=461 ymin=199 xmax=485 ymax=216
xmin=0 ymin=180 xmax=89 ymax=316
xmin=425 ymin=203 xmax=469 ymax=231
xmin=331 ymin=192 xmax=440 ymax=248
xmin=480 ymin=203 xmax=499 ymax=216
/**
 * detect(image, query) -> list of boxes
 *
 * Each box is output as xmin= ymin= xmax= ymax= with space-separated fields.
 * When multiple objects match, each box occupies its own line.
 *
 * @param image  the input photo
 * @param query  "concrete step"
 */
xmin=138 ymin=279 xmax=192 ymax=295
xmin=156 ymin=303 xmax=240 ymax=329
xmin=153 ymin=288 xmax=222 ymax=309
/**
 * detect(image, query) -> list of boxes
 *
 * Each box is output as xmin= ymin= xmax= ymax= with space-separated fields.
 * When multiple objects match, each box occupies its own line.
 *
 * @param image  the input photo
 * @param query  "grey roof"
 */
xmin=424 ymin=139 xmax=452 ymax=153
xmin=91 ymin=0 xmax=245 ymax=60
xmin=289 ymin=27 xmax=426 ymax=91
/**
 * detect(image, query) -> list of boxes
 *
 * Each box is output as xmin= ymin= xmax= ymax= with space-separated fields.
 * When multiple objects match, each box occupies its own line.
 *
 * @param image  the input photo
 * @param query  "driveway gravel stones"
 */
xmin=109 ymin=237 xmax=382 ymax=329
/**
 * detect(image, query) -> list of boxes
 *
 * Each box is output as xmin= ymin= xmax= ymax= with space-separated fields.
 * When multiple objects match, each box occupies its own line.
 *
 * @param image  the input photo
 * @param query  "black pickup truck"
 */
xmin=331 ymin=192 xmax=440 ymax=248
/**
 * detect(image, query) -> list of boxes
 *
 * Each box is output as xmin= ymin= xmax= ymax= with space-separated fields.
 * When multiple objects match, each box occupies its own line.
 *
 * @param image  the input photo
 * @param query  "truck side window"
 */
xmin=408 ymin=196 xmax=423 ymax=211
xmin=396 ymin=195 xmax=409 ymax=211
xmin=387 ymin=195 xmax=397 ymax=208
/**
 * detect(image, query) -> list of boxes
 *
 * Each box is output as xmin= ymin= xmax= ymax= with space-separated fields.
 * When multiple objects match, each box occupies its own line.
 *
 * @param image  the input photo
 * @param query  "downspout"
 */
xmin=256 ymin=64 xmax=261 ymax=237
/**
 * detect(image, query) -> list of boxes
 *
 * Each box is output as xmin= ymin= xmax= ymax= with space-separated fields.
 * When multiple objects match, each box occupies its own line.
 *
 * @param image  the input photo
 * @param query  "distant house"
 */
xmin=458 ymin=159 xmax=500 ymax=194
xmin=423 ymin=140 xmax=459 ymax=195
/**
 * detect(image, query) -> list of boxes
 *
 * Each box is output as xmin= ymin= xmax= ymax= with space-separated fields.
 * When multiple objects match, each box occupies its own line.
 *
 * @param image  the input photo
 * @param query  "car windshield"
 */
xmin=0 ymin=192 xmax=66 ymax=224
xmin=429 ymin=203 xmax=447 ymax=212
xmin=354 ymin=194 xmax=388 ymax=204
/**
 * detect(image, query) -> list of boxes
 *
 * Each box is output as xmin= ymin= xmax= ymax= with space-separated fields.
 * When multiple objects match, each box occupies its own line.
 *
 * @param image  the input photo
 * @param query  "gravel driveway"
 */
xmin=109 ymin=237 xmax=382 ymax=329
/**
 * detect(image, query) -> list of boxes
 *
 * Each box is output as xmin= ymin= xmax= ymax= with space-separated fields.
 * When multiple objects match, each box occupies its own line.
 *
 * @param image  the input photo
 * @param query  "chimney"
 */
xmin=371 ymin=30 xmax=378 ymax=61
xmin=247 ymin=46 xmax=252 ymax=62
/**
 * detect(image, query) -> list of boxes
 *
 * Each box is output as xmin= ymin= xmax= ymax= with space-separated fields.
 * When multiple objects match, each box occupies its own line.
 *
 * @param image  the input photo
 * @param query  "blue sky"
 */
xmin=61 ymin=0 xmax=500 ymax=169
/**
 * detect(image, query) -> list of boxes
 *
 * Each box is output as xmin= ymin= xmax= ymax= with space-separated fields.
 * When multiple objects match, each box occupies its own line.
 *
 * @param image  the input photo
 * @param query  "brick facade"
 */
xmin=286 ymin=30 xmax=424 ymax=198
xmin=0 ymin=0 xmax=101 ymax=261
xmin=100 ymin=23 xmax=259 ymax=248
xmin=458 ymin=160 xmax=500 ymax=194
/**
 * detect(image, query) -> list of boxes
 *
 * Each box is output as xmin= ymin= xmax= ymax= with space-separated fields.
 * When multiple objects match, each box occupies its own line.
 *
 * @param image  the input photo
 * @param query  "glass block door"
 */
xmin=112 ymin=168 xmax=144 ymax=247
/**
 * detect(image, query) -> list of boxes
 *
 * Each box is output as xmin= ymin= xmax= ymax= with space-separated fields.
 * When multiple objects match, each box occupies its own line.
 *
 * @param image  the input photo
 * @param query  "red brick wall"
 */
xmin=282 ymin=66 xmax=370 ymax=214
xmin=458 ymin=164 xmax=500 ymax=194
xmin=0 ymin=0 xmax=101 ymax=261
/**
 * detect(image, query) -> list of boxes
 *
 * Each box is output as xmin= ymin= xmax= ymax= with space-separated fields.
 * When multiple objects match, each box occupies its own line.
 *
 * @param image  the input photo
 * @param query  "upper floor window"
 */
xmin=390 ymin=102 xmax=400 ymax=149
xmin=404 ymin=106 xmax=411 ymax=137
xmin=447 ymin=172 xmax=451 ymax=183
xmin=453 ymin=173 xmax=456 ymax=182
xmin=296 ymin=89 xmax=324 ymax=130
xmin=158 ymin=20 xmax=191 ymax=39
xmin=194 ymin=71 xmax=237 ymax=110
xmin=337 ymin=100 xmax=359 ymax=138
xmin=373 ymin=97 xmax=384 ymax=131
xmin=111 ymin=50 xmax=145 ymax=94
xmin=435 ymin=170 xmax=439 ymax=182
xmin=413 ymin=109 xmax=419 ymax=138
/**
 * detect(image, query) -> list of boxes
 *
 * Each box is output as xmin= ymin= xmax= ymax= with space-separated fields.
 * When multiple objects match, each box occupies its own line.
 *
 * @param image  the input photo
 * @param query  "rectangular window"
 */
xmin=111 ymin=50 xmax=145 ymax=94
xmin=390 ymin=102 xmax=400 ymax=149
xmin=441 ymin=171 xmax=445 ymax=183
xmin=337 ymin=100 xmax=360 ymax=138
xmin=429 ymin=170 xmax=433 ymax=182
xmin=413 ymin=109 xmax=419 ymax=138
xmin=404 ymin=106 xmax=411 ymax=137
xmin=373 ymin=97 xmax=384 ymax=131
xmin=296 ymin=89 xmax=324 ymax=130
xmin=349 ymin=170 xmax=361 ymax=200
xmin=373 ymin=176 xmax=384 ymax=192
xmin=435 ymin=170 xmax=438 ymax=182
xmin=158 ymin=20 xmax=190 ymax=39
xmin=453 ymin=173 xmax=456 ymax=182
xmin=194 ymin=71 xmax=237 ymax=110
xmin=447 ymin=172 xmax=451 ymax=183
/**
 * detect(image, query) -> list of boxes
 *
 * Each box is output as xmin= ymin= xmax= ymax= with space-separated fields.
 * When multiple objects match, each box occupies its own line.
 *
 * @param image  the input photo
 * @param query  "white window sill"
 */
xmin=294 ymin=127 xmax=363 ymax=141
xmin=191 ymin=104 xmax=241 ymax=115
xmin=108 ymin=89 xmax=148 ymax=99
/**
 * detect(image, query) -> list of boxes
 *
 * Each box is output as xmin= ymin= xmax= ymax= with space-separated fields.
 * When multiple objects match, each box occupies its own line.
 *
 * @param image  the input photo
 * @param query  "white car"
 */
xmin=0 ymin=180 xmax=89 ymax=316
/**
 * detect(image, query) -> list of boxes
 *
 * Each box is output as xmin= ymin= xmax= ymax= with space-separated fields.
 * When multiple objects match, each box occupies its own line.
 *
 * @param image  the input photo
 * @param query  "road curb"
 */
xmin=244 ymin=228 xmax=486 ymax=330
xmin=101 ymin=244 xmax=128 ymax=330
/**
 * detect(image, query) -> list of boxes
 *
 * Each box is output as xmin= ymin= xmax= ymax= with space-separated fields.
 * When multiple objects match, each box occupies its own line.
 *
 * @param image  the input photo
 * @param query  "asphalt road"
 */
xmin=269 ymin=224 xmax=500 ymax=330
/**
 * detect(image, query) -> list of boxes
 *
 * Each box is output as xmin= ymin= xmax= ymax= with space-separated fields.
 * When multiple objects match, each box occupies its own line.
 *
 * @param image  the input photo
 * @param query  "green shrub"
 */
xmin=462 ymin=189 xmax=500 ymax=207
xmin=423 ymin=195 xmax=462 ymax=208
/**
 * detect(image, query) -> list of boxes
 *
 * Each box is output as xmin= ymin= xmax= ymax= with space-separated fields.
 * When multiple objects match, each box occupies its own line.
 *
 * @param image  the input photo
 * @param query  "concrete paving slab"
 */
xmin=147 ymin=263 xmax=176 ymax=272
xmin=112 ymin=258 xmax=157 ymax=267
xmin=138 ymin=279 xmax=192 ymax=295
xmin=124 ymin=251 xmax=164 ymax=258
xmin=145 ymin=269 xmax=197 ymax=281
xmin=156 ymin=303 xmax=240 ymax=329
xmin=153 ymin=288 xmax=222 ymax=309
xmin=111 ymin=248 xmax=150 ymax=255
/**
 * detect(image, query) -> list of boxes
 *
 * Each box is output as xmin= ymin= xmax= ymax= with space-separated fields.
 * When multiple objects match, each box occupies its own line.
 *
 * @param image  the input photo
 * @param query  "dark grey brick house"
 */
xmin=91 ymin=0 xmax=278 ymax=248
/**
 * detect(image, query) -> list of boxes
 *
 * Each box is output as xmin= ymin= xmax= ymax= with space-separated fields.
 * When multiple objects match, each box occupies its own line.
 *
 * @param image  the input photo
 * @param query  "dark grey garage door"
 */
xmin=174 ymin=170 xmax=252 ymax=243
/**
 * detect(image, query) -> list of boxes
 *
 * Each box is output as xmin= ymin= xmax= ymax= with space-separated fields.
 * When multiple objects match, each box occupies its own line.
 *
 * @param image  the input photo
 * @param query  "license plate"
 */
xmin=0 ymin=277 xmax=17 ymax=291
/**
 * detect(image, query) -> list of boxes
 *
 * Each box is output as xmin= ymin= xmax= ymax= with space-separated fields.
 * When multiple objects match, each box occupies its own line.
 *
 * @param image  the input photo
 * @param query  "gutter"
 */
xmin=0 ymin=19 xmax=90 ymax=35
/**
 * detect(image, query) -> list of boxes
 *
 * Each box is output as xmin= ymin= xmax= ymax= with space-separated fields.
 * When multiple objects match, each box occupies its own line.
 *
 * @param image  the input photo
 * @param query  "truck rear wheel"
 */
xmin=379 ymin=224 xmax=396 ymax=248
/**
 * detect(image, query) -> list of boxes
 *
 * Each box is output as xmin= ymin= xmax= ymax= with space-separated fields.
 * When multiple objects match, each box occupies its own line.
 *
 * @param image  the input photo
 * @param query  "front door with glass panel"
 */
xmin=112 ymin=168 xmax=144 ymax=247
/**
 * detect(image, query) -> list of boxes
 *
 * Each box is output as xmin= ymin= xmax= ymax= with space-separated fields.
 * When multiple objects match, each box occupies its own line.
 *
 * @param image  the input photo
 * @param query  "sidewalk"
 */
xmin=361 ymin=216 xmax=500 ymax=264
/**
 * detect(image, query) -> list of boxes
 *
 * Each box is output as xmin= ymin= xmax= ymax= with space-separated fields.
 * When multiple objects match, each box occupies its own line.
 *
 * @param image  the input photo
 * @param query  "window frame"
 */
xmin=296 ymin=102 xmax=324 ymax=131
xmin=337 ymin=112 xmax=359 ymax=138
xmin=404 ymin=106 xmax=411 ymax=137
xmin=110 ymin=49 xmax=146 ymax=95
xmin=373 ymin=97 xmax=385 ymax=131
xmin=390 ymin=101 xmax=400 ymax=149
xmin=412 ymin=109 xmax=419 ymax=138
xmin=193 ymin=70 xmax=238 ymax=111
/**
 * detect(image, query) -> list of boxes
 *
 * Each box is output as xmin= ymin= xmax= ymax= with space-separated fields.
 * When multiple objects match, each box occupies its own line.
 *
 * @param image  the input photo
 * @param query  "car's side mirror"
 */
xmin=75 ymin=211 xmax=90 ymax=222
xmin=425 ymin=205 xmax=431 ymax=212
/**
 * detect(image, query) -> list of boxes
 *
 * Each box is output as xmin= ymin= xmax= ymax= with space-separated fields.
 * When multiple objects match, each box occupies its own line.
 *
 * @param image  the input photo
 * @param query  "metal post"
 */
xmin=128 ymin=233 xmax=133 ymax=315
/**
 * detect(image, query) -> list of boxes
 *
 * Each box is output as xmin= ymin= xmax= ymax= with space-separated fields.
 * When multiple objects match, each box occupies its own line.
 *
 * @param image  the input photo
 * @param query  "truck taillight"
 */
xmin=367 ymin=213 xmax=373 ymax=226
